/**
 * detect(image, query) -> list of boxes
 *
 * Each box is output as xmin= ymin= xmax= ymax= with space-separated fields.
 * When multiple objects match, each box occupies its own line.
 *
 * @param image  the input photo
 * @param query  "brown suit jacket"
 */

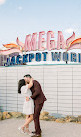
xmin=30 ymin=80 xmax=47 ymax=105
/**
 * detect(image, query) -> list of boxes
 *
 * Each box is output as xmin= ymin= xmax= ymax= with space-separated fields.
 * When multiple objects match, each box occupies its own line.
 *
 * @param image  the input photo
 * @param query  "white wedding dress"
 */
xmin=21 ymin=84 xmax=34 ymax=115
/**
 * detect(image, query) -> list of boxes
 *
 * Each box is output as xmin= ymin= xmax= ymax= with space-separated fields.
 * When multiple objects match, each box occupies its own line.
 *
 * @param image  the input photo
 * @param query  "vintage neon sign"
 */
xmin=3 ymin=30 xmax=81 ymax=66
xmin=16 ymin=31 xmax=76 ymax=51
xmin=4 ymin=52 xmax=81 ymax=66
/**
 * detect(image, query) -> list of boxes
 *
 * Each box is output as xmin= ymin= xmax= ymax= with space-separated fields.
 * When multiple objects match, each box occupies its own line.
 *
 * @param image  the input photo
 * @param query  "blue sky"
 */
xmin=0 ymin=0 xmax=81 ymax=48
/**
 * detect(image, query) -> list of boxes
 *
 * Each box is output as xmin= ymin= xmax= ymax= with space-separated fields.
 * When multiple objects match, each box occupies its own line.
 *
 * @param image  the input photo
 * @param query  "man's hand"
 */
xmin=26 ymin=96 xmax=29 ymax=101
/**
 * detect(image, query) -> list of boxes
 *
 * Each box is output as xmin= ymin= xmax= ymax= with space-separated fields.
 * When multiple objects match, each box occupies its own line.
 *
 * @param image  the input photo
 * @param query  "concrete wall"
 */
xmin=0 ymin=64 xmax=81 ymax=116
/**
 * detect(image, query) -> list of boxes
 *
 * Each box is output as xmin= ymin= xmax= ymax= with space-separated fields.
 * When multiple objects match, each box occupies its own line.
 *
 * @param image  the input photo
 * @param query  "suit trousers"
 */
xmin=33 ymin=102 xmax=44 ymax=134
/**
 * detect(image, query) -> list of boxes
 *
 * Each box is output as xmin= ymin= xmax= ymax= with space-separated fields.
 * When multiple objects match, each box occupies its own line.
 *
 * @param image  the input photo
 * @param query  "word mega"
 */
xmin=23 ymin=31 xmax=75 ymax=51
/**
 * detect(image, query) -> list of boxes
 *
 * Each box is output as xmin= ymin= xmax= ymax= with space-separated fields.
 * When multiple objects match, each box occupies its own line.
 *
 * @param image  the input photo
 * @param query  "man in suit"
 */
xmin=24 ymin=74 xmax=47 ymax=137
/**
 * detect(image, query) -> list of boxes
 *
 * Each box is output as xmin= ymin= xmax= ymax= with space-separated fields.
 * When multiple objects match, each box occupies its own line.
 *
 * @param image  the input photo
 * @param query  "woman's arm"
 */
xmin=27 ymin=78 xmax=33 ymax=89
xmin=30 ymin=81 xmax=41 ymax=99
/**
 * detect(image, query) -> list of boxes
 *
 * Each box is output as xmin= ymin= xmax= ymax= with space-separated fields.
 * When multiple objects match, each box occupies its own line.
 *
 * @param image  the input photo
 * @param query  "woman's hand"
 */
xmin=30 ymin=78 xmax=33 ymax=83
xmin=27 ymin=78 xmax=33 ymax=89
xmin=30 ymin=78 xmax=33 ymax=85
xmin=26 ymin=96 xmax=29 ymax=101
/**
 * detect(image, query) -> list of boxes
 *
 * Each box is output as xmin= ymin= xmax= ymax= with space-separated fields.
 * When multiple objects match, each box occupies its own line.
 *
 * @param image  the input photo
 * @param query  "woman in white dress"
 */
xmin=18 ymin=78 xmax=34 ymax=136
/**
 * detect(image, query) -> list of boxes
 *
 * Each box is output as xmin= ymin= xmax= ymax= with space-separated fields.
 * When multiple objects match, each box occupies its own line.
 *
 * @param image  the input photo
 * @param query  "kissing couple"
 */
xmin=18 ymin=74 xmax=47 ymax=137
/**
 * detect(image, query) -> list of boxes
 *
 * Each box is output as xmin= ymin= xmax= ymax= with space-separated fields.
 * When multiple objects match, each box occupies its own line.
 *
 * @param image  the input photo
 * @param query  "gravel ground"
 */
xmin=0 ymin=117 xmax=81 ymax=137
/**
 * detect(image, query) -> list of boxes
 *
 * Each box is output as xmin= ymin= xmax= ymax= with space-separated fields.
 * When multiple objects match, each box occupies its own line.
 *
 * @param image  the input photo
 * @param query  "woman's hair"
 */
xmin=18 ymin=79 xmax=25 ymax=94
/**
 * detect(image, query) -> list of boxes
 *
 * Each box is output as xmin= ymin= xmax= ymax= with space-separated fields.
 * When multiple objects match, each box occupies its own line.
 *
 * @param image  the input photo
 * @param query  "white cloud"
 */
xmin=18 ymin=6 xmax=23 ymax=10
xmin=65 ymin=28 xmax=74 ymax=34
xmin=0 ymin=0 xmax=6 ymax=5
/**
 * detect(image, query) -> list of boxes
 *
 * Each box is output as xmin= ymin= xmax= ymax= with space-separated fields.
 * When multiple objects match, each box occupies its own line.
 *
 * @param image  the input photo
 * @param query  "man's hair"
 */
xmin=24 ymin=74 xmax=32 ymax=78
